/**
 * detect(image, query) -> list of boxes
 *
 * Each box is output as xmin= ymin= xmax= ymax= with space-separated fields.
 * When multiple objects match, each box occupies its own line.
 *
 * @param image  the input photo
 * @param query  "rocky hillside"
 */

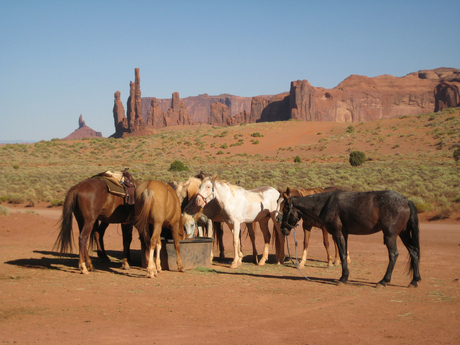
xmin=110 ymin=67 xmax=459 ymax=138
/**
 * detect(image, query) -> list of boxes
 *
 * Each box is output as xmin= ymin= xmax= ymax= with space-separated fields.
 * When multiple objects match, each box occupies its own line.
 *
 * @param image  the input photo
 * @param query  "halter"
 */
xmin=196 ymin=177 xmax=215 ymax=206
xmin=281 ymin=199 xmax=301 ymax=232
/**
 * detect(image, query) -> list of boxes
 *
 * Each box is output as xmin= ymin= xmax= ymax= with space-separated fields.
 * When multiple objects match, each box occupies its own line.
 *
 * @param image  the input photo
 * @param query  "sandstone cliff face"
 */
xmin=163 ymin=92 xmax=194 ymax=127
xmin=112 ymin=67 xmax=460 ymax=138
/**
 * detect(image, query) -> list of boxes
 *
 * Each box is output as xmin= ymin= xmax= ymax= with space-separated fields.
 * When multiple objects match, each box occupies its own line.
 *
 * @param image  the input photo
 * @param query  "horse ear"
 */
xmin=286 ymin=187 xmax=291 ymax=196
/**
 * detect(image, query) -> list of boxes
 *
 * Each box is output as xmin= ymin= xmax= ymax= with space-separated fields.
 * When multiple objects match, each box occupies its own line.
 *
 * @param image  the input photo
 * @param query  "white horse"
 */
xmin=195 ymin=176 xmax=284 ymax=269
xmin=183 ymin=195 xmax=258 ymax=263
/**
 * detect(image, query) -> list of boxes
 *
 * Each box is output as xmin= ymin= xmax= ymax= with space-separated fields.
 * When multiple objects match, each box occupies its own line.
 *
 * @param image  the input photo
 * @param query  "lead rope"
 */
xmin=285 ymin=225 xmax=312 ymax=281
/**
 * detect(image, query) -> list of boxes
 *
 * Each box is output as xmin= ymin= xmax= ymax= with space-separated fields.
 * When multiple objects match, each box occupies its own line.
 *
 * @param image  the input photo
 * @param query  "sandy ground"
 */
xmin=1 ymin=204 xmax=459 ymax=345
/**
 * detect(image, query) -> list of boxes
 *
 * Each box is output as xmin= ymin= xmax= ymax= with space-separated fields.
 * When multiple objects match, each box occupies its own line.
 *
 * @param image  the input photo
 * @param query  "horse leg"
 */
xmin=271 ymin=215 xmax=285 ymax=265
xmin=93 ymin=221 xmax=110 ymax=262
xmin=146 ymin=223 xmax=162 ymax=278
xmin=78 ymin=222 xmax=94 ymax=274
xmin=206 ymin=219 xmax=214 ymax=262
xmin=215 ymin=222 xmax=225 ymax=259
xmin=121 ymin=224 xmax=133 ymax=270
xmin=399 ymin=229 xmax=421 ymax=288
xmin=246 ymin=223 xmax=258 ymax=264
xmin=257 ymin=218 xmax=271 ymax=266
xmin=171 ymin=222 xmax=184 ymax=272
xmin=155 ymin=238 xmax=162 ymax=274
xmin=377 ymin=235 xmax=399 ymax=288
xmin=332 ymin=230 xmax=349 ymax=285
xmin=229 ymin=222 xmax=242 ymax=269
xmin=333 ymin=240 xmax=351 ymax=266
xmin=300 ymin=225 xmax=313 ymax=269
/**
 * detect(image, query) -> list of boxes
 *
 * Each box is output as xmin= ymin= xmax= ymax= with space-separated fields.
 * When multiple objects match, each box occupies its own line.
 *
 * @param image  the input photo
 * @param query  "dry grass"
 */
xmin=0 ymin=108 xmax=459 ymax=216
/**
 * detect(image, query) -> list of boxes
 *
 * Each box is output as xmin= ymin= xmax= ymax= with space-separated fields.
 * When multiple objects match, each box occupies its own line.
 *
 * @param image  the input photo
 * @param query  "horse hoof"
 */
xmin=375 ymin=283 xmax=385 ymax=289
xmin=408 ymin=283 xmax=418 ymax=288
xmin=230 ymin=262 xmax=239 ymax=269
xmin=336 ymin=281 xmax=346 ymax=287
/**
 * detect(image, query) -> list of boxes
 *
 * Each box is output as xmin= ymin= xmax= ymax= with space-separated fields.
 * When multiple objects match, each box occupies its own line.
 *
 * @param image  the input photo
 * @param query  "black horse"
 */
xmin=278 ymin=188 xmax=421 ymax=288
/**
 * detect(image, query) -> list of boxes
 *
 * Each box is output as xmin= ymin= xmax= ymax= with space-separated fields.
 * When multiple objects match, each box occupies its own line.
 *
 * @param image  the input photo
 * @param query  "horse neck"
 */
xmin=213 ymin=181 xmax=237 ymax=209
xmin=292 ymin=192 xmax=332 ymax=216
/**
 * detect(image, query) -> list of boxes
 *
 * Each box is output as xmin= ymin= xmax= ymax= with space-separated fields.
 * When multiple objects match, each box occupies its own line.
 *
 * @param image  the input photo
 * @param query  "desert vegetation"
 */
xmin=1 ymin=108 xmax=459 ymax=219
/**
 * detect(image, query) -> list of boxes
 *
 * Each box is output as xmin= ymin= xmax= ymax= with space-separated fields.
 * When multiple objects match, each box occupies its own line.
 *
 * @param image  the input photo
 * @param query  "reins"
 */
xmin=285 ymin=225 xmax=312 ymax=282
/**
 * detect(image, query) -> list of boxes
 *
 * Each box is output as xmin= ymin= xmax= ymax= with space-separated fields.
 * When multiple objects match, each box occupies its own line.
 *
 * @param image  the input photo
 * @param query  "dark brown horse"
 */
xmin=276 ymin=186 xmax=349 ymax=268
xmin=279 ymin=188 xmax=421 ymax=288
xmin=134 ymin=180 xmax=185 ymax=278
xmin=54 ymin=172 xmax=136 ymax=274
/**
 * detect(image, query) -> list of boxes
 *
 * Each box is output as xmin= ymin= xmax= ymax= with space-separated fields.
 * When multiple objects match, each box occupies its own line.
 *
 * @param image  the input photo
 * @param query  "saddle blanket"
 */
xmin=92 ymin=171 xmax=126 ymax=197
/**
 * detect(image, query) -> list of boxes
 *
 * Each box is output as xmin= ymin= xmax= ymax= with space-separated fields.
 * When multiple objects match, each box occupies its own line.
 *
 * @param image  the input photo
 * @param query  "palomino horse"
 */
xmin=276 ymin=186 xmax=350 ymax=268
xmin=54 ymin=171 xmax=136 ymax=274
xmin=172 ymin=175 xmax=226 ymax=258
xmin=279 ymin=188 xmax=421 ymax=288
xmin=134 ymin=180 xmax=185 ymax=278
xmin=195 ymin=176 xmax=283 ymax=269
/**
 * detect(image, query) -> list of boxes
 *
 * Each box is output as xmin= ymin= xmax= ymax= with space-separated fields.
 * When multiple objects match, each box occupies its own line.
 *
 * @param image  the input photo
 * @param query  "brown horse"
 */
xmin=54 ymin=173 xmax=136 ymax=274
xmin=134 ymin=180 xmax=185 ymax=278
xmin=277 ymin=187 xmax=350 ymax=268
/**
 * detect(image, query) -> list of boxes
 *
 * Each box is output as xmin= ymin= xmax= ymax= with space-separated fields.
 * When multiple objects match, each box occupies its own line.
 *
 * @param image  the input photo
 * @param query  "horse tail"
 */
xmin=135 ymin=187 xmax=154 ymax=245
xmin=405 ymin=200 xmax=421 ymax=273
xmin=54 ymin=187 xmax=77 ymax=254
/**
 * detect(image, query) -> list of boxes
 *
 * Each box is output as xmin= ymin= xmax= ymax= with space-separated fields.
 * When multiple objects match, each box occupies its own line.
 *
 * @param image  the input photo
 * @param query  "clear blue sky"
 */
xmin=1 ymin=0 xmax=459 ymax=142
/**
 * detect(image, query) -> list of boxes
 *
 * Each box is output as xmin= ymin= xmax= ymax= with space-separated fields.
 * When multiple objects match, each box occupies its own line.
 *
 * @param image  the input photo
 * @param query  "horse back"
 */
xmin=324 ymin=190 xmax=411 ymax=235
xmin=137 ymin=180 xmax=182 ymax=225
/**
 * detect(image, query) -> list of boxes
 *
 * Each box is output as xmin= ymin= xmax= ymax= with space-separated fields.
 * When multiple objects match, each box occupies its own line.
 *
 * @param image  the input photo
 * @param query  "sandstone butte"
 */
xmin=63 ymin=67 xmax=460 ymax=139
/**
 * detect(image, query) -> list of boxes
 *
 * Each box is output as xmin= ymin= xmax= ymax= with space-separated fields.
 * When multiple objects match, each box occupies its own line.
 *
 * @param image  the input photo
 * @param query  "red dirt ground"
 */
xmin=1 ymin=205 xmax=459 ymax=345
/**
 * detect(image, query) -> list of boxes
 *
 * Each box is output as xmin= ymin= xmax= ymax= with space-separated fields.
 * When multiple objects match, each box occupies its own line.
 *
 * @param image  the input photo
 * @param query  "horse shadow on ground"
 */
xmin=4 ymin=251 xmax=405 ymax=288
xmin=4 ymin=249 xmax=148 ymax=278
xmin=212 ymin=254 xmax=403 ymax=288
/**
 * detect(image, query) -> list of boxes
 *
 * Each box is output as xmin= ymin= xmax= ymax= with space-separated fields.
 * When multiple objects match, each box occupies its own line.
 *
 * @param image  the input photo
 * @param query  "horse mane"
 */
xmin=174 ymin=176 xmax=201 ymax=202
xmin=280 ymin=186 xmax=325 ymax=197
xmin=296 ymin=187 xmax=325 ymax=196
xmin=212 ymin=175 xmax=243 ymax=197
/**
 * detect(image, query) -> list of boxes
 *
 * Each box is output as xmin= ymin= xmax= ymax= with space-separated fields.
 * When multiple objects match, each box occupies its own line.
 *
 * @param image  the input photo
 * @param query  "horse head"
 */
xmin=195 ymin=176 xmax=215 ymax=208
xmin=280 ymin=189 xmax=301 ymax=235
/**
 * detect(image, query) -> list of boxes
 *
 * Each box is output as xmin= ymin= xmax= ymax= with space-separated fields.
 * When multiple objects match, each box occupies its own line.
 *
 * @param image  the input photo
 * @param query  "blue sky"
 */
xmin=1 ymin=0 xmax=459 ymax=142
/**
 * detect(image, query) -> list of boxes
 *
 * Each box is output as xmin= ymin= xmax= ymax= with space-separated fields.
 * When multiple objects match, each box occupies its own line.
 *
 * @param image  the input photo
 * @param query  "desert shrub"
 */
xmin=349 ymin=151 xmax=366 ymax=167
xmin=216 ymin=150 xmax=224 ymax=155
xmin=346 ymin=125 xmax=355 ymax=133
xmin=453 ymin=148 xmax=460 ymax=162
xmin=221 ymin=143 xmax=228 ymax=149
xmin=50 ymin=199 xmax=64 ymax=207
xmin=251 ymin=140 xmax=260 ymax=145
xmin=431 ymin=206 xmax=453 ymax=220
xmin=251 ymin=132 xmax=264 ymax=137
xmin=168 ymin=160 xmax=189 ymax=172
xmin=294 ymin=156 xmax=302 ymax=163
xmin=408 ymin=196 xmax=430 ymax=213
xmin=7 ymin=193 xmax=25 ymax=204
xmin=0 ymin=205 xmax=10 ymax=216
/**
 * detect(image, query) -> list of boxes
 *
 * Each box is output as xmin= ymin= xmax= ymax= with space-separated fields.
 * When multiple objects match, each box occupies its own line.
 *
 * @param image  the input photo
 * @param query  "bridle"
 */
xmin=281 ymin=198 xmax=312 ymax=281
xmin=196 ymin=177 xmax=215 ymax=206
xmin=281 ymin=198 xmax=301 ymax=233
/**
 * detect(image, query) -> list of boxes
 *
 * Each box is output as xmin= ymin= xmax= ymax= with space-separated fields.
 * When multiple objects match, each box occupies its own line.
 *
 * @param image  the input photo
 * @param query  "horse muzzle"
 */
xmin=280 ymin=226 xmax=291 ymax=236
